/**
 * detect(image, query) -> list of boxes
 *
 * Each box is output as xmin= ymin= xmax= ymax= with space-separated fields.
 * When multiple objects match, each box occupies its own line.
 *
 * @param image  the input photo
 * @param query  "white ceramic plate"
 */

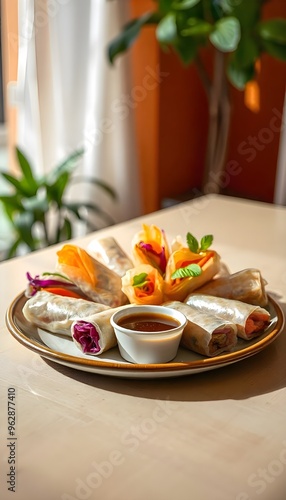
xmin=6 ymin=292 xmax=285 ymax=379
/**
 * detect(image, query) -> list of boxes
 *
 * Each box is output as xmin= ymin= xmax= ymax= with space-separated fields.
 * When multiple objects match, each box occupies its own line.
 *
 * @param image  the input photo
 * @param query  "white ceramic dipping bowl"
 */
xmin=110 ymin=305 xmax=187 ymax=364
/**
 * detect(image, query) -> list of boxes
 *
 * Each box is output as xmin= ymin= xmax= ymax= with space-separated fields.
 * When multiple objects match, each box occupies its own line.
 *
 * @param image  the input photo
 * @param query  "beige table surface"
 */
xmin=0 ymin=194 xmax=286 ymax=500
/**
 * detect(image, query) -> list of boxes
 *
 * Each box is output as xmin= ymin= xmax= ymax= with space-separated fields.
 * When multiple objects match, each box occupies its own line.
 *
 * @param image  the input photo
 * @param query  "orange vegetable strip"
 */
xmin=178 ymin=252 xmax=214 ymax=272
xmin=196 ymin=251 xmax=214 ymax=269
xmin=43 ymin=287 xmax=85 ymax=299
xmin=245 ymin=313 xmax=270 ymax=336
xmin=135 ymin=280 xmax=155 ymax=298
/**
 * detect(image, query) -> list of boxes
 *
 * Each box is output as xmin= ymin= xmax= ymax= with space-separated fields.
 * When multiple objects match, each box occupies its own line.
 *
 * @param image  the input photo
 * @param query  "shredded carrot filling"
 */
xmin=43 ymin=287 xmax=84 ymax=299
xmin=135 ymin=279 xmax=155 ymax=298
xmin=176 ymin=252 xmax=214 ymax=275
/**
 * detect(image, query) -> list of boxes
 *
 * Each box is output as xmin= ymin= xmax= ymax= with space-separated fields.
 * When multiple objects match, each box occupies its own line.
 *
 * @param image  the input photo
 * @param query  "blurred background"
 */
xmin=0 ymin=0 xmax=286 ymax=259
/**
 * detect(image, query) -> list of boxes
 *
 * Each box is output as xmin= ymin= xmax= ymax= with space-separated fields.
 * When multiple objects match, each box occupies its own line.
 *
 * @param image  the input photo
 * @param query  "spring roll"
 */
xmin=25 ymin=271 xmax=89 ymax=299
xmin=191 ymin=268 xmax=268 ymax=307
xmin=56 ymin=244 xmax=127 ymax=307
xmin=87 ymin=237 xmax=133 ymax=277
xmin=164 ymin=301 xmax=237 ymax=357
xmin=22 ymin=290 xmax=109 ymax=334
xmin=164 ymin=248 xmax=221 ymax=302
xmin=71 ymin=305 xmax=134 ymax=355
xmin=121 ymin=264 xmax=165 ymax=305
xmin=132 ymin=224 xmax=170 ymax=275
xmin=184 ymin=294 xmax=271 ymax=340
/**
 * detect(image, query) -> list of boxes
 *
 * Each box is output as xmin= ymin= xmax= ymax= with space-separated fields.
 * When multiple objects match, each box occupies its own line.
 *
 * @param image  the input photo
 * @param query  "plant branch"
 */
xmin=203 ymin=50 xmax=226 ymax=191
xmin=203 ymin=54 xmax=232 ymax=194
xmin=195 ymin=54 xmax=211 ymax=99
xmin=212 ymin=73 xmax=231 ymax=180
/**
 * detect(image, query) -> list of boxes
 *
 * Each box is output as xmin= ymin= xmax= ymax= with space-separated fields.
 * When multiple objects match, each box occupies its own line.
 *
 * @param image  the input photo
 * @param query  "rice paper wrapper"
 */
xmin=56 ymin=244 xmax=127 ymax=307
xmin=22 ymin=291 xmax=109 ymax=335
xmin=164 ymin=249 xmax=221 ymax=302
xmin=121 ymin=264 xmax=165 ymax=305
xmin=164 ymin=301 xmax=237 ymax=357
xmin=71 ymin=304 xmax=135 ymax=355
xmin=87 ymin=237 xmax=133 ymax=277
xmin=132 ymin=224 xmax=170 ymax=275
xmin=184 ymin=294 xmax=270 ymax=340
xmin=192 ymin=268 xmax=268 ymax=307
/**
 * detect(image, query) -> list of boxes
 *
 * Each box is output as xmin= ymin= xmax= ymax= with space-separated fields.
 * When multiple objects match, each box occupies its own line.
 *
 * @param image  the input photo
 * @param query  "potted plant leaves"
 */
xmin=108 ymin=0 xmax=286 ymax=193
xmin=0 ymin=147 xmax=116 ymax=260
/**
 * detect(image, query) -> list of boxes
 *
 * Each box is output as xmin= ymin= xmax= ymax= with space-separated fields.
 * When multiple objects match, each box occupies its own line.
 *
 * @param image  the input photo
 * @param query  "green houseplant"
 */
xmin=108 ymin=0 xmax=286 ymax=192
xmin=0 ymin=147 xmax=116 ymax=259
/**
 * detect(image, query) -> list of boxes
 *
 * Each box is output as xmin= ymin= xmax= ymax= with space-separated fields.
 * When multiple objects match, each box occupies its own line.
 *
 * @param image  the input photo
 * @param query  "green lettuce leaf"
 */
xmin=133 ymin=273 xmax=149 ymax=288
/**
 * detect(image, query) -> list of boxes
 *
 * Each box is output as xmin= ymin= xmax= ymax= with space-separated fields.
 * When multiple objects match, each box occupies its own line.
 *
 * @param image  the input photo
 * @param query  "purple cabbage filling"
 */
xmin=26 ymin=272 xmax=74 ymax=296
xmin=138 ymin=242 xmax=167 ymax=274
xmin=72 ymin=322 xmax=100 ymax=354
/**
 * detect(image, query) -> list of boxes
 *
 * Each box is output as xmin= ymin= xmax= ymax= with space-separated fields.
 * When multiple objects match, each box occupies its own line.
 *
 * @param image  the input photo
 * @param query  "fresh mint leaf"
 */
xmin=186 ymin=232 xmax=199 ymax=253
xmin=171 ymin=263 xmax=202 ymax=279
xmin=133 ymin=273 xmax=148 ymax=287
xmin=200 ymin=234 xmax=213 ymax=251
xmin=186 ymin=232 xmax=213 ymax=252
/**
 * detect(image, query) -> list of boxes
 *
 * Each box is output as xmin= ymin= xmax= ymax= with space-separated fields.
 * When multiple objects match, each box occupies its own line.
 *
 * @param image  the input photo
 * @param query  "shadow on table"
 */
xmin=43 ymin=299 xmax=286 ymax=403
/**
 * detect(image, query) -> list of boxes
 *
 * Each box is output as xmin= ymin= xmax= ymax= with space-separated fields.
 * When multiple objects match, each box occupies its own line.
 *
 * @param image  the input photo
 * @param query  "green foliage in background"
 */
xmin=0 ymin=148 xmax=116 ymax=259
xmin=109 ymin=0 xmax=286 ymax=89
xmin=108 ymin=0 xmax=286 ymax=192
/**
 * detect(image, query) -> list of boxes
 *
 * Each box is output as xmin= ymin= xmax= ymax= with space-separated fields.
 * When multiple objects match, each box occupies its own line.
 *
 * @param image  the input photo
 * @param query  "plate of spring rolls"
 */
xmin=5 ymin=230 xmax=285 ymax=379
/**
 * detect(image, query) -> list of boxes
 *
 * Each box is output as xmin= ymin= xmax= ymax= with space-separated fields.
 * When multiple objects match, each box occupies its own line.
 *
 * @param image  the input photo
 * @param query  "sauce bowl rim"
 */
xmin=110 ymin=304 xmax=187 ymax=337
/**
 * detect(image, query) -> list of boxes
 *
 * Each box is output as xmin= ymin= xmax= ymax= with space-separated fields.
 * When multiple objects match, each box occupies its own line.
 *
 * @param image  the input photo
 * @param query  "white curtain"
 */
xmin=274 ymin=89 xmax=286 ymax=205
xmin=14 ymin=0 xmax=142 ymax=226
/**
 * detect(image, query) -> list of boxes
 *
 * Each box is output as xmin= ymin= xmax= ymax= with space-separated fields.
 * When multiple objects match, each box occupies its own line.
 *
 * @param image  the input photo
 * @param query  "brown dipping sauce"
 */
xmin=118 ymin=313 xmax=180 ymax=332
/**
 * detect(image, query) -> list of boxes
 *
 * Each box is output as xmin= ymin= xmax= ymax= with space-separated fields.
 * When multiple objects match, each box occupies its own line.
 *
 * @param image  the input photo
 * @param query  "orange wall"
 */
xmin=226 ymin=54 xmax=286 ymax=202
xmin=131 ymin=0 xmax=286 ymax=210
xmin=226 ymin=0 xmax=286 ymax=202
xmin=130 ymin=0 xmax=160 ymax=214
xmin=158 ymin=50 xmax=209 ymax=202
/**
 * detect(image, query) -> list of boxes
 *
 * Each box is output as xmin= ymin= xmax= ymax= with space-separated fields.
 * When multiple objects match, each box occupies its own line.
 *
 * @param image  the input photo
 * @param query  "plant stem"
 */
xmin=195 ymin=54 xmax=211 ymax=100
xmin=202 ymin=50 xmax=231 ymax=194
xmin=212 ymin=71 xmax=231 ymax=182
